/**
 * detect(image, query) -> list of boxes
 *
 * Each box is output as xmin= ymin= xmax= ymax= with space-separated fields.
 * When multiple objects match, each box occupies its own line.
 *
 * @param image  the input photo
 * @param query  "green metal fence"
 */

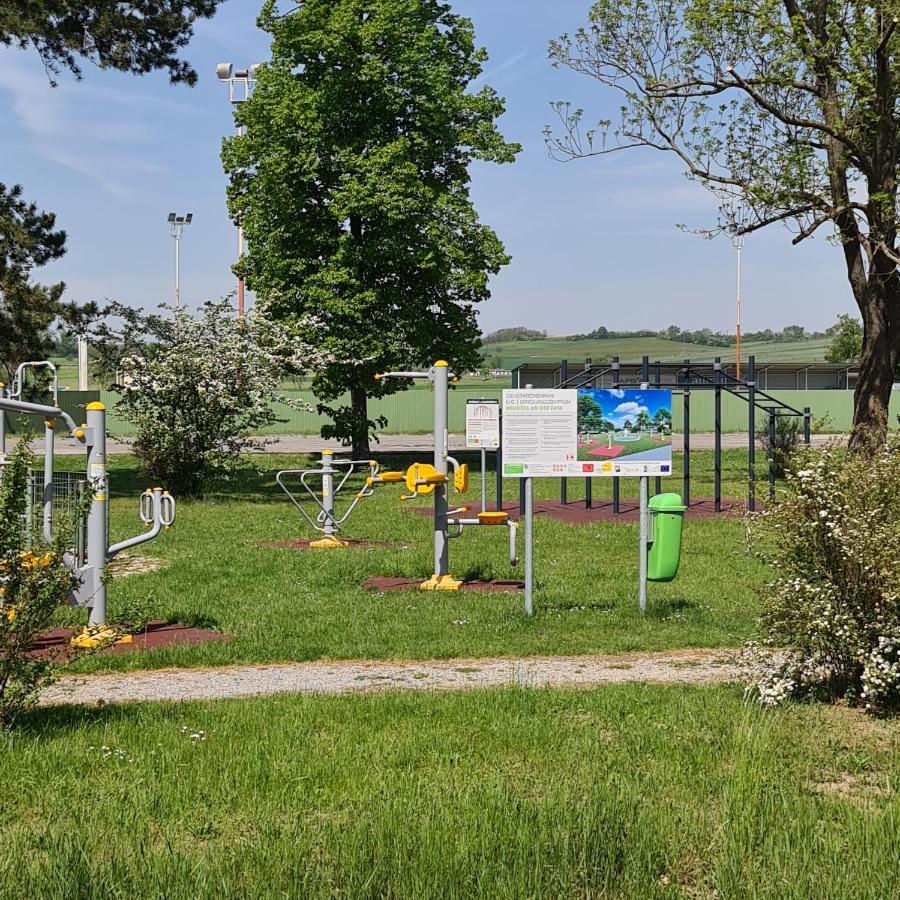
xmin=96 ymin=387 xmax=888 ymax=437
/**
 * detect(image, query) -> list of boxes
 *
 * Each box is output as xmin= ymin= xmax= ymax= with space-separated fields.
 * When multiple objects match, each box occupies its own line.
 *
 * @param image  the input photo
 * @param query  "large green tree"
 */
xmin=222 ymin=0 xmax=520 ymax=455
xmin=826 ymin=312 xmax=864 ymax=363
xmin=549 ymin=0 xmax=900 ymax=452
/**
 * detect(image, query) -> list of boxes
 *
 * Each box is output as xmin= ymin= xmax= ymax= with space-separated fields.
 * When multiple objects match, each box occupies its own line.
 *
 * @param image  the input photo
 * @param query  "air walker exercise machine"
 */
xmin=0 ymin=369 xmax=175 ymax=631
xmin=369 ymin=361 xmax=518 ymax=590
xmin=276 ymin=451 xmax=402 ymax=548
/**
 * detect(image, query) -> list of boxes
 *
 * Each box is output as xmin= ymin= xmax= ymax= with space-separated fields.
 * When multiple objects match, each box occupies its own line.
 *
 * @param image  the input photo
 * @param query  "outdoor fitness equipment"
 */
xmin=371 ymin=361 xmax=518 ymax=590
xmin=276 ymin=451 xmax=403 ymax=548
xmin=539 ymin=355 xmax=813 ymax=514
xmin=0 ymin=386 xmax=175 ymax=632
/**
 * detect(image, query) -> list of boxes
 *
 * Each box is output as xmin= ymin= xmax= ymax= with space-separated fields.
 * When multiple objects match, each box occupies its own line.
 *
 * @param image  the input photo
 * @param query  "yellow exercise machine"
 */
xmin=369 ymin=361 xmax=518 ymax=589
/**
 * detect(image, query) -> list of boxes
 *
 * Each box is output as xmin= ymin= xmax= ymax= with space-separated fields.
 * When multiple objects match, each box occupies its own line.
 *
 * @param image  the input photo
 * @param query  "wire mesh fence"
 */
xmin=0 ymin=462 xmax=91 ymax=555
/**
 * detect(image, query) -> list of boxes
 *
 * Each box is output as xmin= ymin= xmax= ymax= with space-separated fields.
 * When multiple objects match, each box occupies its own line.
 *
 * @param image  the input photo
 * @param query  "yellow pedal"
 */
xmin=309 ymin=536 xmax=350 ymax=549
xmin=477 ymin=511 xmax=509 ymax=525
xmin=71 ymin=626 xmax=120 ymax=650
xmin=453 ymin=464 xmax=469 ymax=494
xmin=378 ymin=471 xmax=405 ymax=484
xmin=419 ymin=574 xmax=463 ymax=591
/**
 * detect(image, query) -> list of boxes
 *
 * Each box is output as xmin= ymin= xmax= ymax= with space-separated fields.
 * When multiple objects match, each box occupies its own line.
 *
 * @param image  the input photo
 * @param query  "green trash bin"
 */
xmin=647 ymin=493 xmax=686 ymax=582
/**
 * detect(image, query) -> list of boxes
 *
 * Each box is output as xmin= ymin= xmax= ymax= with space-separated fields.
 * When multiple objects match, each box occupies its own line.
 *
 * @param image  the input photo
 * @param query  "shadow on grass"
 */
xmin=644 ymin=598 xmax=700 ymax=619
xmin=19 ymin=702 xmax=146 ymax=737
xmin=167 ymin=612 xmax=221 ymax=630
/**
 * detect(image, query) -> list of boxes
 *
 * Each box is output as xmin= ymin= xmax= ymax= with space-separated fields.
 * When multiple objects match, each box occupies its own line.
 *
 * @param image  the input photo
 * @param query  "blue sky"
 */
xmin=1 ymin=0 xmax=851 ymax=335
xmin=580 ymin=389 xmax=670 ymax=430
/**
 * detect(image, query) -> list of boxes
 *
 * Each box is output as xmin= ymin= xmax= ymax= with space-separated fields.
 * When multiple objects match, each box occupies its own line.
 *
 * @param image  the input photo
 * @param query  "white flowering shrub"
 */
xmin=747 ymin=443 xmax=900 ymax=712
xmin=96 ymin=300 xmax=325 ymax=497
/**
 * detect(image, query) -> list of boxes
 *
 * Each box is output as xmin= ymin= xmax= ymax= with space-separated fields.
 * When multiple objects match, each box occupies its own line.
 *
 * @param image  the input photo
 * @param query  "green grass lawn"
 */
xmin=46 ymin=449 xmax=771 ymax=673
xmin=3 ymin=685 xmax=896 ymax=899
xmin=488 ymin=335 xmax=832 ymax=369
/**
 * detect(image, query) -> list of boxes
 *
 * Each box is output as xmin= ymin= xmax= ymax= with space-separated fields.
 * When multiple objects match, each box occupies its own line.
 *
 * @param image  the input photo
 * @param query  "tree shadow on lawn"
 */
xmin=18 ymin=701 xmax=149 ymax=738
xmin=643 ymin=597 xmax=702 ymax=620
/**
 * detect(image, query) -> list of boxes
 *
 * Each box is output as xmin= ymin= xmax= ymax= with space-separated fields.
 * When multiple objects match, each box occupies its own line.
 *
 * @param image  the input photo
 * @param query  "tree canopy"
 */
xmin=0 ymin=184 xmax=81 ymax=386
xmin=548 ymin=0 xmax=900 ymax=451
xmin=1 ymin=0 xmax=223 ymax=85
xmin=826 ymin=313 xmax=864 ymax=363
xmin=222 ymin=0 xmax=520 ymax=454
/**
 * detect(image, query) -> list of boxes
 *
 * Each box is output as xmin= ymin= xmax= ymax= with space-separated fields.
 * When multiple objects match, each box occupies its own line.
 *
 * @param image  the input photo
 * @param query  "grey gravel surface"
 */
xmin=41 ymin=649 xmax=741 ymax=707
xmin=10 ymin=433 xmax=842 ymax=456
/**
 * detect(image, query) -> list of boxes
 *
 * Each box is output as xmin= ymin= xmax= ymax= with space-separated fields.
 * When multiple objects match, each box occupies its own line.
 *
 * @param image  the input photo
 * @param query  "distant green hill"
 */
xmin=483 ymin=335 xmax=831 ymax=369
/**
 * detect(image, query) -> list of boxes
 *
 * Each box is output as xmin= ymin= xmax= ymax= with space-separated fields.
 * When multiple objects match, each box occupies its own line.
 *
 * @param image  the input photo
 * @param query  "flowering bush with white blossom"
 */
xmin=747 ymin=443 xmax=900 ymax=712
xmin=96 ymin=300 xmax=325 ymax=497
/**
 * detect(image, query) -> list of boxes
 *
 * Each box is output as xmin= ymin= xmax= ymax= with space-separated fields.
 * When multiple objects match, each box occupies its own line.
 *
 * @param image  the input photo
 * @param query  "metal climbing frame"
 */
xmin=276 ymin=450 xmax=384 ymax=548
xmin=518 ymin=354 xmax=811 ymax=513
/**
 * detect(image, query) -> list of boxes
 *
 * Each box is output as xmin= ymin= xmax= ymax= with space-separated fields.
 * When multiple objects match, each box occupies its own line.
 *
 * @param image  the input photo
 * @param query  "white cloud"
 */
xmin=481 ymin=50 xmax=530 ymax=82
xmin=0 ymin=52 xmax=189 ymax=197
xmin=610 ymin=401 xmax=649 ymax=428
xmin=607 ymin=389 xmax=625 ymax=398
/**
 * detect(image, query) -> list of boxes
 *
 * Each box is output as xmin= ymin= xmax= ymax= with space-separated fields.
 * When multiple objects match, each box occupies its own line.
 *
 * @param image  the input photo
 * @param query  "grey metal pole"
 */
xmin=517 ymin=371 xmax=526 ymax=515
xmin=495 ymin=410 xmax=503 ymax=512
xmin=174 ymin=228 xmax=181 ymax=308
xmin=0 ymin=382 xmax=5 ymax=457
xmin=748 ymin=355 xmax=756 ymax=512
xmin=654 ymin=361 xmax=662 ymax=496
xmin=77 ymin=336 xmax=89 ymax=391
xmin=560 ymin=358 xmax=568 ymax=505
xmin=768 ymin=413 xmax=777 ymax=500
xmin=803 ymin=407 xmax=811 ymax=445
xmin=85 ymin=402 xmax=108 ymax=627
xmin=612 ymin=356 xmax=620 ymax=514
xmin=433 ymin=362 xmax=450 ymax=578
xmin=524 ymin=476 xmax=533 ymax=617
xmin=683 ymin=360 xmax=691 ymax=509
xmin=480 ymin=447 xmax=487 ymax=513
xmin=320 ymin=449 xmax=337 ymax=538
xmin=43 ymin=417 xmax=54 ymax=543
xmin=714 ymin=358 xmax=722 ymax=513
xmin=639 ymin=476 xmax=648 ymax=614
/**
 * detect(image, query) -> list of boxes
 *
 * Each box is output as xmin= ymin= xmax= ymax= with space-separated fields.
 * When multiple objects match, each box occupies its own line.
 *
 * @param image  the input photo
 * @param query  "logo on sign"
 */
xmin=600 ymin=462 xmax=613 ymax=473
xmin=581 ymin=463 xmax=594 ymax=473
xmin=661 ymin=465 xmax=670 ymax=473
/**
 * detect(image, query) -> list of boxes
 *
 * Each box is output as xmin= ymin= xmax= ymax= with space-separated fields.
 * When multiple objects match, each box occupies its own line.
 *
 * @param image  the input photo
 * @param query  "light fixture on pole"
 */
xmin=216 ymin=61 xmax=260 ymax=318
xmin=168 ymin=212 xmax=193 ymax=308
xmin=733 ymin=232 xmax=744 ymax=380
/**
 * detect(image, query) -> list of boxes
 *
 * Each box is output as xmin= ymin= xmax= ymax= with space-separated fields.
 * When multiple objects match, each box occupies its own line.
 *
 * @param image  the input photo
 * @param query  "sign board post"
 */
xmin=502 ymin=387 xmax=674 ymax=615
xmin=466 ymin=398 xmax=500 ymax=514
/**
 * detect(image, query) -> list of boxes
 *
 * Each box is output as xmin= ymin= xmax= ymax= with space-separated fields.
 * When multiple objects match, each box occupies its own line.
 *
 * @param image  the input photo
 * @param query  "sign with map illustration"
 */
xmin=502 ymin=388 xmax=672 ymax=478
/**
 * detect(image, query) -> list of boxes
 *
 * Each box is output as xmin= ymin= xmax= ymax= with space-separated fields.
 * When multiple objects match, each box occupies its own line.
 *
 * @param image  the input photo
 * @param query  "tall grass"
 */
xmin=1 ymin=686 xmax=896 ymax=898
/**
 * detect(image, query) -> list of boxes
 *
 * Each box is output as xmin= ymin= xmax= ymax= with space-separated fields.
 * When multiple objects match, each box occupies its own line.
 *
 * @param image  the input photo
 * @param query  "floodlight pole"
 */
xmin=168 ymin=213 xmax=192 ymax=308
xmin=216 ymin=62 xmax=259 ymax=318
xmin=734 ymin=233 xmax=744 ymax=380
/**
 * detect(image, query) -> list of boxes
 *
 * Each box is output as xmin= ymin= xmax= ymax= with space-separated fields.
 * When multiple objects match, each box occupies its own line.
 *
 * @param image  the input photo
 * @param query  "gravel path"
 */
xmin=41 ymin=649 xmax=741 ymax=707
xmin=10 ymin=432 xmax=841 ymax=456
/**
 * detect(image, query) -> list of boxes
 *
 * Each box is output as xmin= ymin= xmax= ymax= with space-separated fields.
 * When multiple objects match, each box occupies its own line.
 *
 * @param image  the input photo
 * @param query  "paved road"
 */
xmin=5 ymin=432 xmax=843 ymax=456
xmin=41 ymin=649 xmax=741 ymax=707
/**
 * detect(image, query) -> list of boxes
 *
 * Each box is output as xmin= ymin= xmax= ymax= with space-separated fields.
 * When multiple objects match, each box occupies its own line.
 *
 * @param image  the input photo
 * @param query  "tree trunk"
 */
xmin=849 ymin=278 xmax=900 ymax=454
xmin=350 ymin=385 xmax=370 ymax=458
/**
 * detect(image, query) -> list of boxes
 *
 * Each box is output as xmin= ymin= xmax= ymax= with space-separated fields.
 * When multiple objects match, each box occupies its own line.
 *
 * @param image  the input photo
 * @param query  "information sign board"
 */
xmin=465 ymin=398 xmax=500 ymax=449
xmin=502 ymin=388 xmax=673 ymax=477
